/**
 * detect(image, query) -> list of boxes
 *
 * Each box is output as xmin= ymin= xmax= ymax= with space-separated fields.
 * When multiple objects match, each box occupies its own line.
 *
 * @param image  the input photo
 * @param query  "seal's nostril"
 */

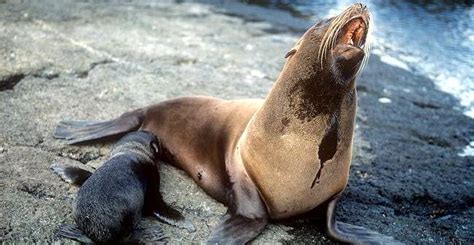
xmin=357 ymin=3 xmax=366 ymax=10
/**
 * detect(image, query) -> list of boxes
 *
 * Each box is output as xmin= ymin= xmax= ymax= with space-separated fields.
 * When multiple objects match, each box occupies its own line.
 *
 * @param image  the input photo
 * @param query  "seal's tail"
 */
xmin=53 ymin=109 xmax=145 ymax=144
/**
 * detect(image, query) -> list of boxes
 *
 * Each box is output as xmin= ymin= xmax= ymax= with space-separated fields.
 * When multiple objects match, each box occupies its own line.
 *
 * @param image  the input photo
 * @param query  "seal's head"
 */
xmin=110 ymin=130 xmax=161 ymax=162
xmin=286 ymin=3 xmax=370 ymax=84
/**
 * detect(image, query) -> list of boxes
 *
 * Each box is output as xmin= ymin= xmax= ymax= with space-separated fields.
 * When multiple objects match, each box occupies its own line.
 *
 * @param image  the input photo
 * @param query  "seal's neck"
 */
xmin=248 ymin=57 xmax=353 ymax=138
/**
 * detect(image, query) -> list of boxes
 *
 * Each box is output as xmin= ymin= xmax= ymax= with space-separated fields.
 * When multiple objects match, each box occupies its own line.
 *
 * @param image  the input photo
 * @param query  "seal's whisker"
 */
xmin=357 ymin=24 xmax=372 ymax=77
xmin=318 ymin=6 xmax=356 ymax=68
xmin=318 ymin=5 xmax=370 ymax=73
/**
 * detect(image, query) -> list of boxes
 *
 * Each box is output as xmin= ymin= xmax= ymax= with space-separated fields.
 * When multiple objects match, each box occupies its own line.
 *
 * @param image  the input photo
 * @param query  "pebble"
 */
xmin=378 ymin=97 xmax=392 ymax=104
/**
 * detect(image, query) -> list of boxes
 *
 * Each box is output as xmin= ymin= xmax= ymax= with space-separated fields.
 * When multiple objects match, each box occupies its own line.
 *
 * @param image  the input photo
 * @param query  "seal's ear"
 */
xmin=285 ymin=49 xmax=296 ymax=58
xmin=285 ymin=37 xmax=303 ymax=58
xmin=151 ymin=141 xmax=160 ymax=155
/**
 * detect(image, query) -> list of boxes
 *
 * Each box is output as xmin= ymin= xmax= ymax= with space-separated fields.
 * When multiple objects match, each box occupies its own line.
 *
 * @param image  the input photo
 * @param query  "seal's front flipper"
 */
xmin=56 ymin=223 xmax=94 ymax=244
xmin=51 ymin=164 xmax=92 ymax=186
xmin=208 ymin=161 xmax=268 ymax=244
xmin=208 ymin=214 xmax=267 ymax=244
xmin=53 ymin=109 xmax=144 ymax=144
xmin=325 ymin=194 xmax=403 ymax=245
xmin=128 ymin=225 xmax=166 ymax=244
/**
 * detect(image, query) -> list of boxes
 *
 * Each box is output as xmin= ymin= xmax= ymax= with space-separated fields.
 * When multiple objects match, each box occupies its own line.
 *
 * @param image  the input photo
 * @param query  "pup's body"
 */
xmin=52 ymin=131 xmax=192 ymax=244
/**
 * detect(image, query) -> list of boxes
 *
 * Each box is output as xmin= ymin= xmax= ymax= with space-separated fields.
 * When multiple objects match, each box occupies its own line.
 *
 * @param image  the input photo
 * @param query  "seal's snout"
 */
xmin=356 ymin=3 xmax=367 ymax=10
xmin=349 ymin=3 xmax=368 ymax=12
xmin=316 ymin=3 xmax=371 ymax=68
xmin=341 ymin=3 xmax=370 ymax=48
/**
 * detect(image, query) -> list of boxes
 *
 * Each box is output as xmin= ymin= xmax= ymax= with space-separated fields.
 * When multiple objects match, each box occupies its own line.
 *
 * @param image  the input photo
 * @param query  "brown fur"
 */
xmin=141 ymin=97 xmax=262 ymax=205
xmin=55 ymin=3 xmax=401 ymax=244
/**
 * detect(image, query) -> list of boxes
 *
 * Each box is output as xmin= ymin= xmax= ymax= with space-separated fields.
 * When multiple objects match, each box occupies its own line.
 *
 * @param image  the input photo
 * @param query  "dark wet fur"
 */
xmin=74 ymin=154 xmax=155 ymax=243
xmin=52 ymin=131 xmax=171 ymax=244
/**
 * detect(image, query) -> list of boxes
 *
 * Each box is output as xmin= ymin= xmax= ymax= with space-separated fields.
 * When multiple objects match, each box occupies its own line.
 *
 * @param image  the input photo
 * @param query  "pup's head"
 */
xmin=111 ymin=130 xmax=161 ymax=162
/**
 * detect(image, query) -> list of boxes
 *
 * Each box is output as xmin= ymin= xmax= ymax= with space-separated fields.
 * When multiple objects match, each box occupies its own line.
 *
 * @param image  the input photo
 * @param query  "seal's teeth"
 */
xmin=349 ymin=39 xmax=354 ymax=45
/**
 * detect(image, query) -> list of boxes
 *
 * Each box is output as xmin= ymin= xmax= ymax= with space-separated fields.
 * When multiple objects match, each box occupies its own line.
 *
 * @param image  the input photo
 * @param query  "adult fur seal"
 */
xmin=54 ymin=3 xmax=399 ymax=244
xmin=51 ymin=131 xmax=193 ymax=244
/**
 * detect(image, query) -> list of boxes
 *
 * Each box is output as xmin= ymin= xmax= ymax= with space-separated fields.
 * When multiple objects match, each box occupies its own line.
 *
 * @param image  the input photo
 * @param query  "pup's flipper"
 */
xmin=145 ymin=168 xmax=195 ymax=232
xmin=325 ymin=194 xmax=403 ymax=245
xmin=152 ymin=201 xmax=195 ymax=232
xmin=207 ymin=214 xmax=267 ymax=245
xmin=53 ymin=109 xmax=144 ymax=144
xmin=128 ymin=224 xmax=167 ymax=244
xmin=56 ymin=223 xmax=94 ymax=244
xmin=51 ymin=164 xmax=92 ymax=186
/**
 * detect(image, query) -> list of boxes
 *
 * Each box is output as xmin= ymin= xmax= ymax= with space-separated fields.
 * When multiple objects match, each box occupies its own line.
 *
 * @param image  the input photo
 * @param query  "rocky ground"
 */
xmin=1 ymin=0 xmax=473 ymax=244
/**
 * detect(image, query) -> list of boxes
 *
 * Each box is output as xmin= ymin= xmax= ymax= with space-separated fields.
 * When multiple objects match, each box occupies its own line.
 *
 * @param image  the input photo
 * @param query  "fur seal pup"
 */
xmin=54 ymin=3 xmax=399 ymax=244
xmin=52 ymin=131 xmax=193 ymax=244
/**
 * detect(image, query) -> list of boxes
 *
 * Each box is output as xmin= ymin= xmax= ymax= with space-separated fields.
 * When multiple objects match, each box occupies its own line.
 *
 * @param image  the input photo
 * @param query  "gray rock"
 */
xmin=0 ymin=0 xmax=472 ymax=244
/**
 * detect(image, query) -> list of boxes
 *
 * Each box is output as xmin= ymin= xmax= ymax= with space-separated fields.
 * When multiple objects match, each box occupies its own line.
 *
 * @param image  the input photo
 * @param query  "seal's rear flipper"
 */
xmin=325 ymin=194 xmax=403 ymax=245
xmin=53 ymin=109 xmax=144 ymax=145
xmin=128 ymin=225 xmax=167 ymax=243
xmin=56 ymin=224 xmax=94 ymax=244
xmin=207 ymin=214 xmax=267 ymax=244
xmin=51 ymin=164 xmax=92 ymax=186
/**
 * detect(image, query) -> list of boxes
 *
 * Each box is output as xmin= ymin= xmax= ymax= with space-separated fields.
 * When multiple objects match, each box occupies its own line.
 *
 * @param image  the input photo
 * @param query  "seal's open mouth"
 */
xmin=340 ymin=17 xmax=367 ymax=48
xmin=317 ymin=3 xmax=371 ymax=69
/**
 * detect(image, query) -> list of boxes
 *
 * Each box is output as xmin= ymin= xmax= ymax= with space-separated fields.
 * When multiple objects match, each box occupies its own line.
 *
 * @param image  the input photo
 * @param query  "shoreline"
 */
xmin=202 ymin=0 xmax=474 ymax=119
xmin=208 ymin=0 xmax=474 ymax=158
xmin=204 ymin=0 xmax=474 ymax=120
xmin=1 ymin=0 xmax=473 ymax=243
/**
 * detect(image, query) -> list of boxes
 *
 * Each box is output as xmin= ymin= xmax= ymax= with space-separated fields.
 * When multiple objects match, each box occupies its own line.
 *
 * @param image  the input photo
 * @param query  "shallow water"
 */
xmin=239 ymin=0 xmax=474 ymax=155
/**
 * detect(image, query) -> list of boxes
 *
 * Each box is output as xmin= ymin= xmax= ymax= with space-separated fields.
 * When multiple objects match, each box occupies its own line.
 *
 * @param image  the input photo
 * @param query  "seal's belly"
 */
xmin=241 ymin=136 xmax=353 ymax=219
xmin=143 ymin=97 xmax=263 ymax=204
